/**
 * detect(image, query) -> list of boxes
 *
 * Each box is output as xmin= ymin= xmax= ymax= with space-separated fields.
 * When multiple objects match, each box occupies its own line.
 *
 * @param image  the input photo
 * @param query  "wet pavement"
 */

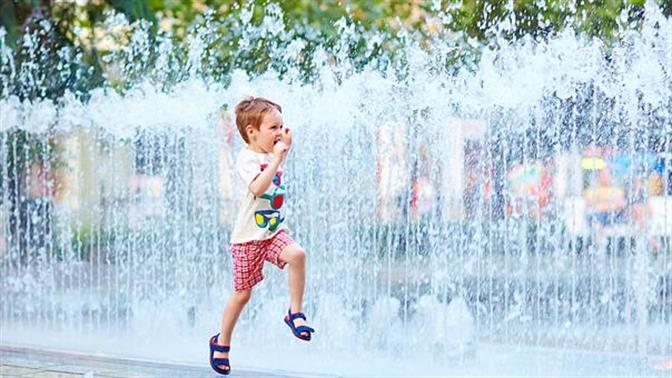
xmin=0 ymin=345 xmax=318 ymax=377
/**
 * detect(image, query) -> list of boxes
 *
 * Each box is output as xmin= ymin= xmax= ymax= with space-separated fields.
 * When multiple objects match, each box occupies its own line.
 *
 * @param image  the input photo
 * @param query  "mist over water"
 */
xmin=1 ymin=2 xmax=671 ymax=375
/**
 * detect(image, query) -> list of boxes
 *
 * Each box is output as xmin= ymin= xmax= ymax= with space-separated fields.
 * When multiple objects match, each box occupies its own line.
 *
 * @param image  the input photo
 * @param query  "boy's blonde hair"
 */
xmin=234 ymin=96 xmax=282 ymax=144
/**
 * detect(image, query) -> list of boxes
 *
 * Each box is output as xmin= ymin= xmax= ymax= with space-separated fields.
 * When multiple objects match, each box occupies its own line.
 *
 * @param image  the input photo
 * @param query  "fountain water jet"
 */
xmin=1 ymin=2 xmax=671 ymax=376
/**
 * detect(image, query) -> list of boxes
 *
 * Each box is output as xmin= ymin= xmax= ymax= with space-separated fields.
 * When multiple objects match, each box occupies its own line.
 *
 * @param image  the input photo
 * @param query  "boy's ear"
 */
xmin=245 ymin=124 xmax=255 ymax=139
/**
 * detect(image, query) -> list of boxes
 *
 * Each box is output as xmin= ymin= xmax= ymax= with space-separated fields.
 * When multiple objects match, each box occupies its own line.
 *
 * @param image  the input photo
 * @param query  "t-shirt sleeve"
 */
xmin=237 ymin=151 xmax=261 ymax=191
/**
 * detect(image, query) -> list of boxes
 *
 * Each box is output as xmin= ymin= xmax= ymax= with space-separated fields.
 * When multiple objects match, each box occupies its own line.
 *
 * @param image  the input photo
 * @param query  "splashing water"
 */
xmin=1 ymin=2 xmax=671 ymax=376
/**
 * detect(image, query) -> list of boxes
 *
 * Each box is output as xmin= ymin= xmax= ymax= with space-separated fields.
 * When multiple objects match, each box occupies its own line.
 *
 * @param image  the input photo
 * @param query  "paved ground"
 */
xmin=0 ymin=345 xmax=315 ymax=377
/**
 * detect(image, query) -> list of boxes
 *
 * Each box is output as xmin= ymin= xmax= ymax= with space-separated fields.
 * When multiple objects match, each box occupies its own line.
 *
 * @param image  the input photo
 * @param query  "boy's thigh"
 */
xmin=265 ymin=231 xmax=301 ymax=266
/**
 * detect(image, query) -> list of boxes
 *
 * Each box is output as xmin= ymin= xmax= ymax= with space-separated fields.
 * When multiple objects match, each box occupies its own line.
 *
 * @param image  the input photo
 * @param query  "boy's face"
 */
xmin=248 ymin=108 xmax=284 ymax=153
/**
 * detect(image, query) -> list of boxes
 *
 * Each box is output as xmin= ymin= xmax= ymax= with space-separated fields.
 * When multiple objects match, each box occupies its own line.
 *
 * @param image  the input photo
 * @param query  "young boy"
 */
xmin=209 ymin=97 xmax=315 ymax=375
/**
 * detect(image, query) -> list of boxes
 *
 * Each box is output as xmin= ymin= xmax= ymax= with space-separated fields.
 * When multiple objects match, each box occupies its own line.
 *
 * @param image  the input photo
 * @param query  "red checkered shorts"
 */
xmin=231 ymin=230 xmax=295 ymax=291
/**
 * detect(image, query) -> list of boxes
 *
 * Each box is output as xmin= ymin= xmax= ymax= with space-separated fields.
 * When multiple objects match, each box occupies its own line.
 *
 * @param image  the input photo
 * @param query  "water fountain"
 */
xmin=1 ymin=2 xmax=670 ymax=376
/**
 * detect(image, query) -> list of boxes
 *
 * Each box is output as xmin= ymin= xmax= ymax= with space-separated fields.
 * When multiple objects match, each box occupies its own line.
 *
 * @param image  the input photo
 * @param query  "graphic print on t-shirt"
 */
xmin=255 ymin=163 xmax=285 ymax=232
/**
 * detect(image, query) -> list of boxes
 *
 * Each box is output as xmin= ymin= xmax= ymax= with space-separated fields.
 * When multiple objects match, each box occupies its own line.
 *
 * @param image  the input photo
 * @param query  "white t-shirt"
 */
xmin=230 ymin=147 xmax=289 ymax=244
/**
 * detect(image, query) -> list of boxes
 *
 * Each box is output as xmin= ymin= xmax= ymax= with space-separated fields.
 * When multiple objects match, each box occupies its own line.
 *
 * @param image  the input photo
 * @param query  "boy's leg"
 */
xmin=219 ymin=288 xmax=252 ymax=344
xmin=213 ymin=288 xmax=252 ymax=370
xmin=279 ymin=243 xmax=310 ymax=336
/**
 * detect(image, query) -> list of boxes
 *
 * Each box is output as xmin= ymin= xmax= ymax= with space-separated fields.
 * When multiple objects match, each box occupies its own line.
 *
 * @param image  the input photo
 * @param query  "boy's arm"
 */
xmin=249 ymin=140 xmax=289 ymax=196
xmin=249 ymin=158 xmax=281 ymax=196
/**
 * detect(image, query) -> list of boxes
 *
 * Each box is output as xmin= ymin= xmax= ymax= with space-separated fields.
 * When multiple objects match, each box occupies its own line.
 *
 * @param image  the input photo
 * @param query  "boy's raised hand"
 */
xmin=281 ymin=127 xmax=292 ymax=147
xmin=273 ymin=140 xmax=289 ymax=163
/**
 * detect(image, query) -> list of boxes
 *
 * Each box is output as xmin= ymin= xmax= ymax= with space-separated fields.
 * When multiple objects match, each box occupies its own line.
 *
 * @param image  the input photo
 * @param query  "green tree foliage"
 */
xmin=0 ymin=0 xmax=670 ymax=94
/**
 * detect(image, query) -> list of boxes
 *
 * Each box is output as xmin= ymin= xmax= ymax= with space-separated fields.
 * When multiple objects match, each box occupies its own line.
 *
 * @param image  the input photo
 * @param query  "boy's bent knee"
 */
xmin=291 ymin=247 xmax=306 ymax=263
xmin=286 ymin=246 xmax=305 ymax=264
xmin=233 ymin=289 xmax=252 ymax=304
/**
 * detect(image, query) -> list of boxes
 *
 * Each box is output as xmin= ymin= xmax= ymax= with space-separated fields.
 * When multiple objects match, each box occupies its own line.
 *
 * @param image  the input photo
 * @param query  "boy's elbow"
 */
xmin=249 ymin=185 xmax=264 ymax=197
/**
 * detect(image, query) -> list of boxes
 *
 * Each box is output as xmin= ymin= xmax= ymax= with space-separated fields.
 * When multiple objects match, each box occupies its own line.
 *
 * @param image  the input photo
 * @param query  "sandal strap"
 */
xmin=211 ymin=362 xmax=231 ymax=375
xmin=289 ymin=312 xmax=307 ymax=321
xmin=212 ymin=358 xmax=230 ymax=365
xmin=295 ymin=325 xmax=315 ymax=334
xmin=209 ymin=334 xmax=230 ymax=353
xmin=212 ymin=344 xmax=230 ymax=353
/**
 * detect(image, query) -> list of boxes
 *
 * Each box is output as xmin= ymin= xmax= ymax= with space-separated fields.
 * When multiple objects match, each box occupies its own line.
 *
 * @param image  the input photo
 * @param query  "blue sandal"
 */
xmin=209 ymin=333 xmax=231 ymax=375
xmin=284 ymin=309 xmax=315 ymax=341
